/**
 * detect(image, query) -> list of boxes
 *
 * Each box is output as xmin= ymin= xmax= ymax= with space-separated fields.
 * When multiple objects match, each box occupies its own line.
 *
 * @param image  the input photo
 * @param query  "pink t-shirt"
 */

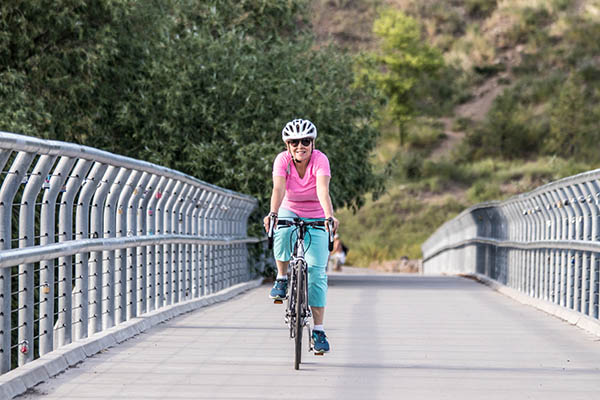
xmin=273 ymin=150 xmax=331 ymax=218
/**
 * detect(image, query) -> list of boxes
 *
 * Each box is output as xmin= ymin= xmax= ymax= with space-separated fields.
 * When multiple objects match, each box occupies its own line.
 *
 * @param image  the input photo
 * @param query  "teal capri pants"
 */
xmin=273 ymin=208 xmax=329 ymax=307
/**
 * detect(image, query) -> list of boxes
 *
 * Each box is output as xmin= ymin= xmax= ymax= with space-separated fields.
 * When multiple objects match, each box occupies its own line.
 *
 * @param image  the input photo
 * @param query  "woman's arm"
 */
xmin=316 ymin=175 xmax=339 ymax=233
xmin=270 ymin=176 xmax=286 ymax=214
xmin=263 ymin=176 xmax=286 ymax=232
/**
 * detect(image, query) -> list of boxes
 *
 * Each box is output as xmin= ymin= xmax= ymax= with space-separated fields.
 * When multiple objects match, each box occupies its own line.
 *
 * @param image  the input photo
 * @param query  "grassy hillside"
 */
xmin=312 ymin=0 xmax=600 ymax=267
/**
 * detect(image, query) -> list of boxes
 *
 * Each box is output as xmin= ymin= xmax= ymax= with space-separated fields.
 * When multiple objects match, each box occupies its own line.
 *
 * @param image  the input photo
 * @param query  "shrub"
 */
xmin=543 ymin=74 xmax=600 ymax=162
xmin=465 ymin=0 xmax=498 ymax=19
xmin=505 ymin=6 xmax=553 ymax=46
xmin=467 ymin=180 xmax=502 ymax=202
xmin=394 ymin=151 xmax=425 ymax=181
xmin=406 ymin=119 xmax=445 ymax=151
xmin=459 ymin=89 xmax=546 ymax=160
xmin=452 ymin=116 xmax=473 ymax=131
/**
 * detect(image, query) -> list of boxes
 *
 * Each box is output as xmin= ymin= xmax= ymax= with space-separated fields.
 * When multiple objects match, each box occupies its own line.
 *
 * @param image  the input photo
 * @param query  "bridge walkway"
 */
xmin=18 ymin=271 xmax=600 ymax=400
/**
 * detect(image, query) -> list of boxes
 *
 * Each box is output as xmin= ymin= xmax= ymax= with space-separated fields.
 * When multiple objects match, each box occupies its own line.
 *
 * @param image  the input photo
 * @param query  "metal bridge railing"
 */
xmin=0 ymin=131 xmax=259 ymax=374
xmin=422 ymin=169 xmax=600 ymax=324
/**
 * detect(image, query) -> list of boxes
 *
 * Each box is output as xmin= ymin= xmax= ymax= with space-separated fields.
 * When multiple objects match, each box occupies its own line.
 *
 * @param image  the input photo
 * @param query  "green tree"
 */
xmin=0 ymin=0 xmax=382 ymax=230
xmin=360 ymin=8 xmax=443 ymax=146
xmin=545 ymin=75 xmax=597 ymax=160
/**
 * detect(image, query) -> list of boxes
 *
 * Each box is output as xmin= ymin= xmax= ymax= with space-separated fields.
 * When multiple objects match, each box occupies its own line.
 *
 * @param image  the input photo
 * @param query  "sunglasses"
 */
xmin=288 ymin=138 xmax=313 ymax=147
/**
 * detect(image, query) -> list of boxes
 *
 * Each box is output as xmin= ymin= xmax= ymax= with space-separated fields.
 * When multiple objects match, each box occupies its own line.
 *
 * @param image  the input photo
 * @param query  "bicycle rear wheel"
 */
xmin=294 ymin=264 xmax=304 ymax=370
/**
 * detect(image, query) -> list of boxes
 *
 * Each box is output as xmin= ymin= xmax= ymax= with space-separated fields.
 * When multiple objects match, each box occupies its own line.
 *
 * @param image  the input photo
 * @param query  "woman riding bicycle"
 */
xmin=263 ymin=118 xmax=339 ymax=354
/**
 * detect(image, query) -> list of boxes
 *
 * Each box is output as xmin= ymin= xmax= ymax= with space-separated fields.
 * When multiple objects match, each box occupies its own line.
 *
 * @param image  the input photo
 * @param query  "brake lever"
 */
xmin=326 ymin=218 xmax=334 ymax=251
xmin=267 ymin=215 xmax=276 ymax=249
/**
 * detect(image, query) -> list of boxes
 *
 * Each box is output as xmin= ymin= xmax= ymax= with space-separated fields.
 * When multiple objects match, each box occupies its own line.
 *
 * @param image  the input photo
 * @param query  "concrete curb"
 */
xmin=465 ymin=273 xmax=600 ymax=338
xmin=0 ymin=278 xmax=264 ymax=399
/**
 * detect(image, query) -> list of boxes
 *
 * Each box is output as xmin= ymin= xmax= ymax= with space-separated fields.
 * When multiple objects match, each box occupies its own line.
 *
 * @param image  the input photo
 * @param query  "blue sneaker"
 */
xmin=269 ymin=279 xmax=288 ymax=300
xmin=312 ymin=330 xmax=330 ymax=353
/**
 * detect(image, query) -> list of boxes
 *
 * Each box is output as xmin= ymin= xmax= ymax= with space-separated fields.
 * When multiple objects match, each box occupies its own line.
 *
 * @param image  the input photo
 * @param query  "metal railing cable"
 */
xmin=0 ymin=131 xmax=258 ymax=374
xmin=422 ymin=169 xmax=600 ymax=324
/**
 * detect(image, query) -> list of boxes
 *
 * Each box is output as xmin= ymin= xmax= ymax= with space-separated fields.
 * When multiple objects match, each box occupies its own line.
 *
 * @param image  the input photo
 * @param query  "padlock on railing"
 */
xmin=42 ymin=282 xmax=50 ymax=294
xmin=42 ymin=175 xmax=51 ymax=190
xmin=19 ymin=340 xmax=29 ymax=354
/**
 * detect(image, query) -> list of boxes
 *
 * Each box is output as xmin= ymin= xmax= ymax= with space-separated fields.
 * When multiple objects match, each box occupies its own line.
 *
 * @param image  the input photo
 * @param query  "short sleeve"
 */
xmin=273 ymin=152 xmax=289 ymax=177
xmin=315 ymin=151 xmax=331 ymax=177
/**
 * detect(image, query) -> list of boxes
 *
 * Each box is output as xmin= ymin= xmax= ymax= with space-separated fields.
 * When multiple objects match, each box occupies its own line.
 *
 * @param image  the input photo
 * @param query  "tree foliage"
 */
xmin=0 ymin=0 xmax=382 ymax=230
xmin=358 ymin=8 xmax=443 ymax=145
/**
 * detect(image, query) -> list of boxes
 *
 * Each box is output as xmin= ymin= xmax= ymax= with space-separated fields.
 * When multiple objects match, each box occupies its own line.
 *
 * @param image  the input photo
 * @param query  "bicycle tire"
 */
xmin=294 ymin=263 xmax=304 ymax=370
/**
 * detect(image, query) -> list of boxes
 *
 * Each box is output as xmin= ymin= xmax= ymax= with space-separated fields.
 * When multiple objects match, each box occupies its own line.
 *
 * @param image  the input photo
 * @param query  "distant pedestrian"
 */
xmin=328 ymin=234 xmax=347 ymax=272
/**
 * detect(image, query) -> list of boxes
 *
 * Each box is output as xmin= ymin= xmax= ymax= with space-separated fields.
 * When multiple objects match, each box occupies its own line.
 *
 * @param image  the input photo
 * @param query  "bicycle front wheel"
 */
xmin=294 ymin=264 xmax=304 ymax=370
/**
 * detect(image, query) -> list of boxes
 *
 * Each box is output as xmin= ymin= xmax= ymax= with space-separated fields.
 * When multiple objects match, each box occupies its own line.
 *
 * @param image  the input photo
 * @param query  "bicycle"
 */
xmin=268 ymin=217 xmax=333 ymax=370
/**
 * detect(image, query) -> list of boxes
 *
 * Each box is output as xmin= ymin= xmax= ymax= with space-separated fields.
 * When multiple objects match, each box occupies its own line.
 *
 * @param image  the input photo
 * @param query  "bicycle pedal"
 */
xmin=273 ymin=299 xmax=283 ymax=304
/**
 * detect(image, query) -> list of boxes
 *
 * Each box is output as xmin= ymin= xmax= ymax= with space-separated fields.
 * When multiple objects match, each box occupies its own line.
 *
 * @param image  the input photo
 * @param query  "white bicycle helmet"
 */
xmin=281 ymin=119 xmax=317 ymax=143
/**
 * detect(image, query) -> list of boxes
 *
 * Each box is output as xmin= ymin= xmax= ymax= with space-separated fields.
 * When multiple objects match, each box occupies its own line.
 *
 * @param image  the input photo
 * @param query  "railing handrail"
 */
xmin=0 ymin=235 xmax=260 ymax=269
xmin=424 ymin=168 xmax=600 ymax=253
xmin=0 ymin=131 xmax=255 ymax=203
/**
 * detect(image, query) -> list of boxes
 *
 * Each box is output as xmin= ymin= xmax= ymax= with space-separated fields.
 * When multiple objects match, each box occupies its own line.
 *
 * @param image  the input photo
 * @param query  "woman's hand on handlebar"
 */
xmin=263 ymin=212 xmax=278 ymax=233
xmin=326 ymin=216 xmax=339 ymax=234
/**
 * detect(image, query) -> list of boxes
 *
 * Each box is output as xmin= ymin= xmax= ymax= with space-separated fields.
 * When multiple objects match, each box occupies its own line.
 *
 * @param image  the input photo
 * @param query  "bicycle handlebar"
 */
xmin=271 ymin=218 xmax=334 ymax=251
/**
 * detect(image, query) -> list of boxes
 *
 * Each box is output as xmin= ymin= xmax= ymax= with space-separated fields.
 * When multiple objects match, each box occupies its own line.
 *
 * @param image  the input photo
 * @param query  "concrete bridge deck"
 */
xmin=18 ymin=271 xmax=600 ymax=400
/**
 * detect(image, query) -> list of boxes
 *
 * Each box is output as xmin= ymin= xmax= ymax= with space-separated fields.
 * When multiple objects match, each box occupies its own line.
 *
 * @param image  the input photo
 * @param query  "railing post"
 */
xmin=89 ymin=166 xmax=119 ymax=335
xmin=154 ymin=178 xmax=176 ymax=308
xmin=127 ymin=171 xmax=151 ymax=316
xmin=118 ymin=170 xmax=141 ymax=320
xmin=163 ymin=180 xmax=182 ymax=305
xmin=137 ymin=174 xmax=160 ymax=314
xmin=505 ymin=202 xmax=518 ymax=288
xmin=534 ymin=195 xmax=550 ymax=301
xmin=568 ymin=185 xmax=584 ymax=312
xmin=182 ymin=187 xmax=200 ymax=300
xmin=192 ymin=190 xmax=208 ymax=297
xmin=548 ymin=189 xmax=566 ymax=306
xmin=0 ymin=152 xmax=35 ymax=372
xmin=542 ymin=191 xmax=558 ymax=303
xmin=56 ymin=159 xmax=92 ymax=349
xmin=102 ymin=168 xmax=130 ymax=329
xmin=172 ymin=184 xmax=192 ymax=303
xmin=587 ymin=180 xmax=600 ymax=319
xmin=18 ymin=155 xmax=55 ymax=366
xmin=145 ymin=176 xmax=167 ymax=311
xmin=205 ymin=192 xmax=220 ymax=294
xmin=40 ymin=157 xmax=76 ymax=356
xmin=74 ymin=162 xmax=108 ymax=340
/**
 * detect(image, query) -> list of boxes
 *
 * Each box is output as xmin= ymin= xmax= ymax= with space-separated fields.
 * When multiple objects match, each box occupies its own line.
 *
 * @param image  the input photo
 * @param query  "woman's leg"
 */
xmin=269 ymin=209 xmax=296 ymax=299
xmin=312 ymin=306 xmax=324 ymax=325
xmin=305 ymin=233 xmax=331 ymax=352
xmin=275 ymin=259 xmax=289 ymax=277
xmin=305 ymin=227 xmax=329 ymax=325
